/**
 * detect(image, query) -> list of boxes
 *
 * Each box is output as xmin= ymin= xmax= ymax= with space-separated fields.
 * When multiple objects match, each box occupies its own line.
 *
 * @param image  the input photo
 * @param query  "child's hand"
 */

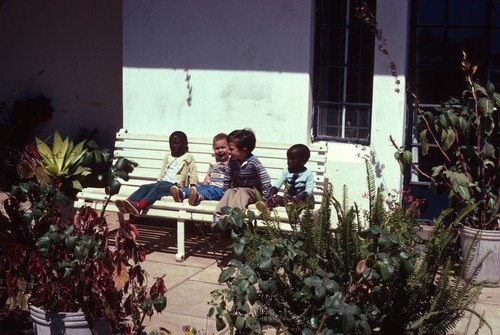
xmin=295 ymin=192 xmax=307 ymax=203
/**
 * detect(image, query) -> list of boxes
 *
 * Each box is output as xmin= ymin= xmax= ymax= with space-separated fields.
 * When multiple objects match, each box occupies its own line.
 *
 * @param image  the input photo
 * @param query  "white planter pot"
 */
xmin=29 ymin=305 xmax=112 ymax=335
xmin=460 ymin=226 xmax=500 ymax=287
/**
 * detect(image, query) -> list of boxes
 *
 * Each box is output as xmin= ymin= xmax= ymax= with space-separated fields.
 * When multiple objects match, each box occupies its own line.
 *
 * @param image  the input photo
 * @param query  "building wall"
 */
xmin=0 ymin=0 xmax=122 ymax=149
xmin=123 ymin=0 xmax=314 ymax=144
xmin=369 ymin=0 xmax=409 ymax=199
xmin=0 ymin=0 xmax=410 ymax=211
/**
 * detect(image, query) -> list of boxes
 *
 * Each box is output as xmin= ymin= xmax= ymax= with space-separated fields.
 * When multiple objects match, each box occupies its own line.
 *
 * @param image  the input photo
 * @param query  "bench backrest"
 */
xmin=113 ymin=129 xmax=328 ymax=207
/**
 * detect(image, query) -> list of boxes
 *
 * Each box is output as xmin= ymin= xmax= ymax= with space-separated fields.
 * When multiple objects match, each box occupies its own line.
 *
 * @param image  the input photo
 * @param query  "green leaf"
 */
xmin=247 ymin=285 xmax=258 ymax=305
xmin=48 ymin=232 xmax=62 ymax=243
xmin=439 ymin=113 xmax=449 ymax=129
xmin=218 ymin=268 xmax=235 ymax=283
xmin=106 ymin=179 xmax=121 ymax=196
xmin=65 ymin=235 xmax=78 ymax=251
xmin=153 ymin=296 xmax=167 ymax=312
xmin=482 ymin=142 xmax=495 ymax=159
xmin=74 ymin=245 xmax=86 ymax=260
xmin=246 ymin=315 xmax=261 ymax=333
xmin=457 ymin=116 xmax=469 ymax=135
xmin=258 ymin=258 xmax=272 ymax=271
xmin=479 ymin=97 xmax=494 ymax=116
xmin=431 ymin=165 xmax=444 ymax=177
xmin=235 ymin=315 xmax=245 ymax=330
xmin=443 ymin=171 xmax=470 ymax=200
xmin=342 ymin=310 xmax=355 ymax=333
xmin=403 ymin=259 xmax=415 ymax=275
xmin=486 ymin=81 xmax=496 ymax=94
xmin=315 ymin=284 xmax=326 ymax=298
xmin=403 ymin=151 xmax=412 ymax=165
xmin=215 ymin=317 xmax=226 ymax=331
xmin=419 ymin=130 xmax=429 ymax=155
xmin=441 ymin=128 xmax=455 ymax=151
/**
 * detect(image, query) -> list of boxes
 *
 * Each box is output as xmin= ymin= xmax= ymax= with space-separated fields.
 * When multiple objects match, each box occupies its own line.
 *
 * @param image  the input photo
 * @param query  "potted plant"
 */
xmin=0 ymin=132 xmax=166 ymax=334
xmin=206 ymin=162 xmax=490 ymax=334
xmin=394 ymin=52 xmax=500 ymax=286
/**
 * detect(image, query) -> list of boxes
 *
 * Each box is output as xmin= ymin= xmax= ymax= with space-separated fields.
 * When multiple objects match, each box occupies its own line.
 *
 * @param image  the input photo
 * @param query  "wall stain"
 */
xmin=185 ymin=68 xmax=192 ymax=106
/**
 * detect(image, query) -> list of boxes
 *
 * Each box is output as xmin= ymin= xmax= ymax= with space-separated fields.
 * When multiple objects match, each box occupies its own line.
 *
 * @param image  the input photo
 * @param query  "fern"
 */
xmin=401 ymin=208 xmax=491 ymax=335
xmin=211 ymin=174 xmax=490 ymax=335
xmin=365 ymin=157 xmax=376 ymax=217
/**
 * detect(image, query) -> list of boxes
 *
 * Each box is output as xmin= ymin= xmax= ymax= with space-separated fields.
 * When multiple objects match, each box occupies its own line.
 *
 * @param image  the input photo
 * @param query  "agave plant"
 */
xmin=23 ymin=131 xmax=91 ymax=199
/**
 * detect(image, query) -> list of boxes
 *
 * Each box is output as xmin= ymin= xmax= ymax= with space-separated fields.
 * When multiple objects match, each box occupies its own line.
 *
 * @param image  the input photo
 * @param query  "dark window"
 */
xmin=406 ymin=0 xmax=500 ymax=220
xmin=312 ymin=0 xmax=376 ymax=144
xmin=409 ymin=0 xmax=500 ymax=104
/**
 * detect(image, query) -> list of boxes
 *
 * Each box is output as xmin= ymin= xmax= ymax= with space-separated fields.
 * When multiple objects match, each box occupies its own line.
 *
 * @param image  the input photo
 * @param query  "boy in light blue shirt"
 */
xmin=264 ymin=144 xmax=314 ymax=209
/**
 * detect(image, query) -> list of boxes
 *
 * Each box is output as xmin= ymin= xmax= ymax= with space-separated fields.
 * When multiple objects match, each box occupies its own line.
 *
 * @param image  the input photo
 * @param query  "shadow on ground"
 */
xmin=117 ymin=216 xmax=233 ymax=264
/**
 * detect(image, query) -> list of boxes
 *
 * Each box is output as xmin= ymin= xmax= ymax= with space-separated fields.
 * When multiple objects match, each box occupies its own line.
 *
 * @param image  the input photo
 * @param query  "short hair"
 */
xmin=288 ymin=144 xmax=310 ymax=161
xmin=212 ymin=133 xmax=227 ymax=144
xmin=170 ymin=131 xmax=188 ymax=143
xmin=227 ymin=128 xmax=256 ymax=152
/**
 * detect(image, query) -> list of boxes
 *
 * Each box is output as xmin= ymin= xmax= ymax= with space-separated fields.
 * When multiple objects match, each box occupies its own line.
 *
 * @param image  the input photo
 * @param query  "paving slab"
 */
xmin=452 ymin=287 xmax=500 ymax=335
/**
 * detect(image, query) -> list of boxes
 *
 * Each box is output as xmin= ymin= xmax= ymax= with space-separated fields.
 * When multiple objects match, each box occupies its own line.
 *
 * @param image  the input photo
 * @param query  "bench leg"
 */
xmin=117 ymin=212 xmax=125 ymax=224
xmin=176 ymin=218 xmax=186 ymax=262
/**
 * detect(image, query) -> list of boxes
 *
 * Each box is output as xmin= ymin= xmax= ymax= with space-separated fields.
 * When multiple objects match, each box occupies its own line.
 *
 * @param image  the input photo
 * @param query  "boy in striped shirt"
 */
xmin=213 ymin=128 xmax=271 ymax=225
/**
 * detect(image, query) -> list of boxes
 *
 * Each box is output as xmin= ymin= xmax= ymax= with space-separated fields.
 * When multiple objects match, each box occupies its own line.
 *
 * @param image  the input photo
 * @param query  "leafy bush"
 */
xmin=0 ymin=139 xmax=163 ymax=334
xmin=394 ymin=52 xmax=499 ymax=230
xmin=208 ymin=161 xmax=489 ymax=335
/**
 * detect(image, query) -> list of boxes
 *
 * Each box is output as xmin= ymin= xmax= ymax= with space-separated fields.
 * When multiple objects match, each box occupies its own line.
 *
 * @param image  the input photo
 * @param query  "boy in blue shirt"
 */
xmin=264 ymin=144 xmax=314 ymax=209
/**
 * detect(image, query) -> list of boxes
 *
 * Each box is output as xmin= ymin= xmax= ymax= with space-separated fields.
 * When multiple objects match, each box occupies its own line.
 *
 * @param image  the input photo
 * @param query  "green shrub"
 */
xmin=208 ymin=161 xmax=490 ymax=335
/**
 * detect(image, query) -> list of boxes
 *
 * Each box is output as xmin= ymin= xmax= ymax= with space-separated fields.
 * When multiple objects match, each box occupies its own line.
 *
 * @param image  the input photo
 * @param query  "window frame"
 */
xmin=312 ymin=0 xmax=376 ymax=145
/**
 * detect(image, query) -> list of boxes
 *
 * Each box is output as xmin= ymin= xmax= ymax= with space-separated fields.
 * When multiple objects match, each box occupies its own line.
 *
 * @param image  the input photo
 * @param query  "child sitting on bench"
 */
xmin=170 ymin=132 xmax=230 ymax=205
xmin=264 ymin=144 xmax=314 ymax=209
xmin=115 ymin=130 xmax=198 ymax=214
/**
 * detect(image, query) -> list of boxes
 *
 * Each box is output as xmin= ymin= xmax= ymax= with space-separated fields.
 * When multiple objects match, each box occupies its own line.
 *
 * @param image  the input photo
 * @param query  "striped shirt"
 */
xmin=207 ymin=158 xmax=229 ymax=189
xmin=223 ymin=154 xmax=271 ymax=197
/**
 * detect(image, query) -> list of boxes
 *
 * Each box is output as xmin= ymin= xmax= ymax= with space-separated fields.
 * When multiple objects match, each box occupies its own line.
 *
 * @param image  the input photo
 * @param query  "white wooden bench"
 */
xmin=74 ymin=128 xmax=329 ymax=261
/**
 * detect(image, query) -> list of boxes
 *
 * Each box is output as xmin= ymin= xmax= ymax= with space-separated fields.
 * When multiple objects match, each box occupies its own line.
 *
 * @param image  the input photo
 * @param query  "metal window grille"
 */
xmin=312 ymin=0 xmax=376 ymax=144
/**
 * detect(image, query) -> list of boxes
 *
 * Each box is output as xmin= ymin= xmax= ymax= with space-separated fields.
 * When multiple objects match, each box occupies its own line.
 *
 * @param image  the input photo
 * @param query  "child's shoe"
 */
xmin=188 ymin=186 xmax=203 ymax=206
xmin=123 ymin=199 xmax=141 ymax=215
xmin=115 ymin=199 xmax=127 ymax=214
xmin=170 ymin=185 xmax=184 ymax=202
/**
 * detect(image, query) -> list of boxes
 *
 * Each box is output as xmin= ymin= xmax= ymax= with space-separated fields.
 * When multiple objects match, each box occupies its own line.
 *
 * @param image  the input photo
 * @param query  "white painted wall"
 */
xmin=370 ymin=0 xmax=409 ymax=199
xmin=122 ymin=0 xmax=410 ymax=211
xmin=0 ymin=0 xmax=122 ymax=148
xmin=123 ymin=0 xmax=314 ymax=144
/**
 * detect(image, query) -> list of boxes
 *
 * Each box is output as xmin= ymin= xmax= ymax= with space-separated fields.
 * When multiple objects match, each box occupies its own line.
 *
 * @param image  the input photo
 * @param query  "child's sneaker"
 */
xmin=115 ymin=199 xmax=127 ymax=214
xmin=170 ymin=185 xmax=184 ymax=202
xmin=123 ymin=199 xmax=140 ymax=215
xmin=188 ymin=186 xmax=203 ymax=206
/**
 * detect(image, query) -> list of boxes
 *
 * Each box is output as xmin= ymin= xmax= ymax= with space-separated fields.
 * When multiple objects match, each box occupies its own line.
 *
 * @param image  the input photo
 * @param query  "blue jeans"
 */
xmin=129 ymin=181 xmax=174 ymax=206
xmin=181 ymin=184 xmax=224 ymax=200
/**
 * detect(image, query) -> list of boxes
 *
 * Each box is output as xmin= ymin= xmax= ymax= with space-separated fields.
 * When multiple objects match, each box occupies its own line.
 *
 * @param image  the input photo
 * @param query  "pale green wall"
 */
xmin=122 ymin=0 xmax=410 ymax=211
